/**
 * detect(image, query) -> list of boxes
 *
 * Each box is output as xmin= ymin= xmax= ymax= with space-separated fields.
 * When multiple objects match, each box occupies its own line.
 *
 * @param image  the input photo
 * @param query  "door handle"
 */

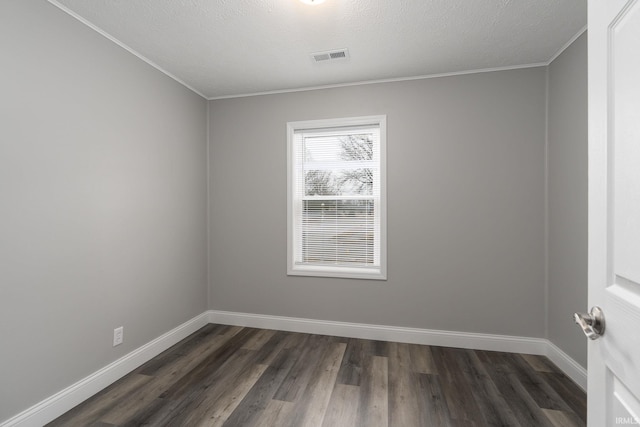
xmin=574 ymin=306 xmax=605 ymax=340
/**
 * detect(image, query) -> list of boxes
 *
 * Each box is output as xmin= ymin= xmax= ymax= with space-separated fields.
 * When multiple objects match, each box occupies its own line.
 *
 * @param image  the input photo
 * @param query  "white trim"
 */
xmin=206 ymin=100 xmax=212 ymax=308
xmin=209 ymin=62 xmax=549 ymax=100
xmin=544 ymin=65 xmax=550 ymax=340
xmin=46 ymin=0 xmax=207 ymax=100
xmin=548 ymin=26 xmax=588 ymax=65
xmin=545 ymin=341 xmax=588 ymax=391
xmin=0 ymin=313 xmax=209 ymax=427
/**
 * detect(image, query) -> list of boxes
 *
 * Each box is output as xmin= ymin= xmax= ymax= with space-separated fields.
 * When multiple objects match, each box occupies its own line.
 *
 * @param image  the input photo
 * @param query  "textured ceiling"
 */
xmin=50 ymin=0 xmax=586 ymax=99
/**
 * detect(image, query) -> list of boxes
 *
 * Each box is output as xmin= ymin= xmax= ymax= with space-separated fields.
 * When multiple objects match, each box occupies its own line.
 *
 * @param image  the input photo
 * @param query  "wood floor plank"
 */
xmin=52 ymin=326 xmax=239 ymax=426
xmin=254 ymin=399 xmax=295 ymax=427
xmin=369 ymin=339 xmax=389 ymax=357
xmin=241 ymin=328 xmax=277 ymax=351
xmin=388 ymin=342 xmax=424 ymax=427
xmin=48 ymin=325 xmax=587 ymax=427
xmin=357 ymin=355 xmax=389 ymax=427
xmin=285 ymin=341 xmax=347 ymax=427
xmin=118 ymin=397 xmax=182 ymax=427
xmin=154 ymin=348 xmax=260 ymax=426
xmin=457 ymin=348 xmax=522 ymax=426
xmin=221 ymin=347 xmax=300 ymax=426
xmin=157 ymin=327 xmax=258 ymax=401
xmin=482 ymin=363 xmax=555 ymax=427
xmin=100 ymin=334 xmax=258 ymax=425
xmin=97 ymin=383 xmax=166 ymax=425
xmin=408 ymin=343 xmax=437 ymax=374
xmin=47 ymin=374 xmax=153 ymax=427
xmin=521 ymin=353 xmax=561 ymax=373
xmin=476 ymin=349 xmax=517 ymax=373
xmin=283 ymin=331 xmax=311 ymax=349
xmin=336 ymin=338 xmax=364 ymax=386
xmin=539 ymin=372 xmax=587 ymax=424
xmin=196 ymin=363 xmax=268 ymax=427
xmin=134 ymin=323 xmax=222 ymax=376
xmin=251 ymin=330 xmax=293 ymax=366
xmin=430 ymin=346 xmax=486 ymax=426
xmin=321 ymin=384 xmax=360 ymax=427
xmin=415 ymin=373 xmax=451 ymax=427
xmin=542 ymin=408 xmax=585 ymax=427
xmin=510 ymin=353 xmax=575 ymax=413
xmin=272 ymin=334 xmax=325 ymax=402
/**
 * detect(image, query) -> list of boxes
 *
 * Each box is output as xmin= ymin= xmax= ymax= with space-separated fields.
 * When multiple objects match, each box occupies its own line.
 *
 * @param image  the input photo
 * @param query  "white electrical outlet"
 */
xmin=113 ymin=326 xmax=124 ymax=347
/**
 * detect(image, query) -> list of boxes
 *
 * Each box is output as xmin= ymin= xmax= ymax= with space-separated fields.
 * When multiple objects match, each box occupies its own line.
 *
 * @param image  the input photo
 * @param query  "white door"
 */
xmin=586 ymin=0 xmax=640 ymax=425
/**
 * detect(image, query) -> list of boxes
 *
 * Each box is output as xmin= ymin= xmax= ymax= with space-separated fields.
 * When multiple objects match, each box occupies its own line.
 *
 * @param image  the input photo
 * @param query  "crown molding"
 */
xmin=46 ymin=0 xmax=207 ymax=100
xmin=547 ymin=25 xmax=588 ymax=65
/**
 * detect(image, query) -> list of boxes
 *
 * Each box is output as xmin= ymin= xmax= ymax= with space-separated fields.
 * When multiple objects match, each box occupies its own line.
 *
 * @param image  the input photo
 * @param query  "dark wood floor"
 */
xmin=48 ymin=324 xmax=586 ymax=426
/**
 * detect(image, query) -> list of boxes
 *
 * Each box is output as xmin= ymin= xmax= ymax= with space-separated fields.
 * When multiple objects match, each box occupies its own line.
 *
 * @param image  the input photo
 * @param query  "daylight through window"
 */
xmin=287 ymin=116 xmax=386 ymax=280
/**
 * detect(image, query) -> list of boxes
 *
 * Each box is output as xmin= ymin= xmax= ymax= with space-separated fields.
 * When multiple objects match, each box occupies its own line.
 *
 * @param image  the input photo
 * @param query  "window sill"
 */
xmin=287 ymin=264 xmax=387 ymax=281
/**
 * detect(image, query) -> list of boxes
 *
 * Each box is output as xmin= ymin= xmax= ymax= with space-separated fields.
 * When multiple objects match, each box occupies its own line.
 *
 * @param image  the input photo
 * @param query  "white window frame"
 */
xmin=287 ymin=115 xmax=387 ymax=280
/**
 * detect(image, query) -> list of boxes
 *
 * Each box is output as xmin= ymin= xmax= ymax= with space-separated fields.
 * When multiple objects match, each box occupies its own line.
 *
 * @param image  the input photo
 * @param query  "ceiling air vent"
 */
xmin=311 ymin=48 xmax=350 ymax=63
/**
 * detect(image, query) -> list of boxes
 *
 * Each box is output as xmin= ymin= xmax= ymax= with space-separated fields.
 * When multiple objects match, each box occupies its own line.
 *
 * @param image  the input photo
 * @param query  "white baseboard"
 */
xmin=208 ymin=309 xmax=587 ymax=391
xmin=208 ymin=309 xmax=547 ymax=353
xmin=1 ymin=312 xmax=210 ymax=427
xmin=2 ymin=310 xmax=587 ymax=426
xmin=545 ymin=341 xmax=588 ymax=391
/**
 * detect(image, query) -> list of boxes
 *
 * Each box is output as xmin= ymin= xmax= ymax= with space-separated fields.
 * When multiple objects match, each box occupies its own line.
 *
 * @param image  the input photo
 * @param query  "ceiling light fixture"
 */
xmin=299 ymin=0 xmax=326 ymax=5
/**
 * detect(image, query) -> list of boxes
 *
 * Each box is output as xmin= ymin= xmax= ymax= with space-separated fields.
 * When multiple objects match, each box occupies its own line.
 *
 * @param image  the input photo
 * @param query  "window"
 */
xmin=287 ymin=116 xmax=387 ymax=280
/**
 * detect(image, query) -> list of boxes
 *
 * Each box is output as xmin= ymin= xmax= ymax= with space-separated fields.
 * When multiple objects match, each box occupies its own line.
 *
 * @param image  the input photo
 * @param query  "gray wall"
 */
xmin=209 ymin=68 xmax=547 ymax=338
xmin=547 ymin=32 xmax=588 ymax=367
xmin=0 ymin=1 xmax=208 ymax=420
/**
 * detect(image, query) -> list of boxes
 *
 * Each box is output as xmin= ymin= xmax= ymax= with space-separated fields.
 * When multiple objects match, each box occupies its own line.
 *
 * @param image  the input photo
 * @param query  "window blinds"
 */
xmin=292 ymin=124 xmax=381 ymax=269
